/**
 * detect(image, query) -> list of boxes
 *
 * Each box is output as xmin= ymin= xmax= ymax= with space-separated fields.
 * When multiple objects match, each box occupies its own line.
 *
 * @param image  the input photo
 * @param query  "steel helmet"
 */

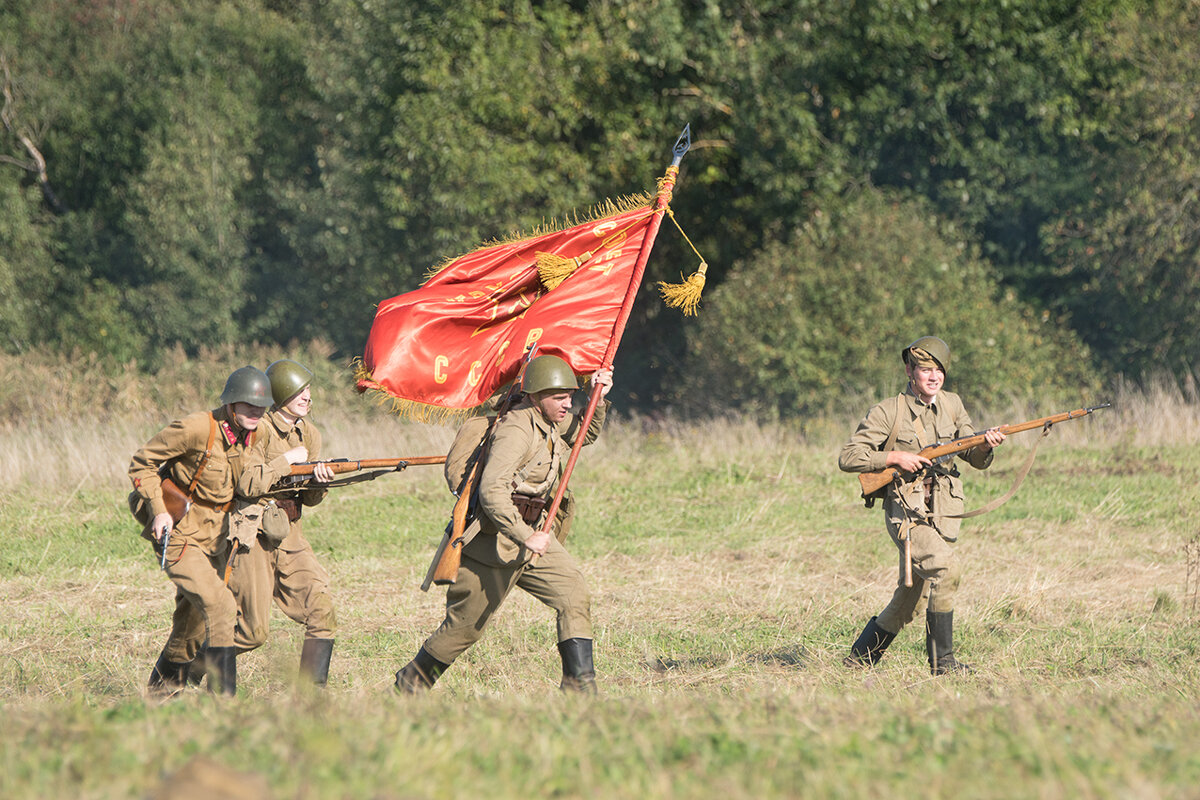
xmin=219 ymin=366 xmax=272 ymax=407
xmin=522 ymin=355 xmax=578 ymax=395
xmin=267 ymin=359 xmax=313 ymax=407
xmin=902 ymin=336 xmax=950 ymax=374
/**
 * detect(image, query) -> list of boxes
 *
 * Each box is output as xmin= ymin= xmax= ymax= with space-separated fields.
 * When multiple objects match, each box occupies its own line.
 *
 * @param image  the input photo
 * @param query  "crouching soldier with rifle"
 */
xmin=230 ymin=359 xmax=338 ymax=686
xmin=838 ymin=337 xmax=1005 ymax=675
xmin=394 ymin=354 xmax=612 ymax=694
xmin=128 ymin=366 xmax=272 ymax=697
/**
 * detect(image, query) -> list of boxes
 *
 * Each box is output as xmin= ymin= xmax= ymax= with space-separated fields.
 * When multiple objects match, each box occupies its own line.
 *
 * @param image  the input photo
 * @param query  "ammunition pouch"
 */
xmin=275 ymin=495 xmax=302 ymax=523
xmin=511 ymin=493 xmax=547 ymax=525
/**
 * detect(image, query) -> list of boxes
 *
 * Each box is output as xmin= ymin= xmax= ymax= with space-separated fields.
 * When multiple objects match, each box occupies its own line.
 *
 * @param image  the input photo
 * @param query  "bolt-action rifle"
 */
xmin=269 ymin=455 xmax=446 ymax=491
xmin=858 ymin=403 xmax=1111 ymax=505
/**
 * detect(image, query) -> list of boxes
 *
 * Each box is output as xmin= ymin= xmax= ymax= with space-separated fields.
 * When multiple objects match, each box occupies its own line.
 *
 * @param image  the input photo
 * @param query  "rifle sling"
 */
xmin=944 ymin=424 xmax=1049 ymax=519
xmin=184 ymin=413 xmax=218 ymax=496
xmin=884 ymin=394 xmax=904 ymax=455
xmin=313 ymin=469 xmax=396 ymax=489
xmin=905 ymin=423 xmax=1050 ymax=522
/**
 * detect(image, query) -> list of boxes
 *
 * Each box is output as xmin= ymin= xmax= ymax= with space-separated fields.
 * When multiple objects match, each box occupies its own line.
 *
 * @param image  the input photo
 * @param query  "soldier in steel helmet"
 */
xmin=128 ymin=365 xmax=272 ymax=696
xmin=394 ymin=353 xmax=613 ymax=694
xmin=838 ymin=336 xmax=1006 ymax=675
xmin=230 ymin=359 xmax=338 ymax=685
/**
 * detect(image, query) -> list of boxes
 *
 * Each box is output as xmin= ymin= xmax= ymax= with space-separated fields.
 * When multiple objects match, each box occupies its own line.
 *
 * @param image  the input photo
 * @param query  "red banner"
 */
xmin=358 ymin=203 xmax=657 ymax=410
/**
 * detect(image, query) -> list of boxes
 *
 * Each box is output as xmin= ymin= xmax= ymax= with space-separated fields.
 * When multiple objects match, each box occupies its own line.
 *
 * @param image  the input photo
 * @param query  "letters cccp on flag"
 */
xmin=355 ymin=198 xmax=660 ymax=416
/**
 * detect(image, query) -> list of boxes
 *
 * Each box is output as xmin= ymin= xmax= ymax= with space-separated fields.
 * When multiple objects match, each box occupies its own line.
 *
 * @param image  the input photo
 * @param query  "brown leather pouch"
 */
xmin=510 ymin=493 xmax=546 ymax=525
xmin=275 ymin=496 xmax=302 ymax=523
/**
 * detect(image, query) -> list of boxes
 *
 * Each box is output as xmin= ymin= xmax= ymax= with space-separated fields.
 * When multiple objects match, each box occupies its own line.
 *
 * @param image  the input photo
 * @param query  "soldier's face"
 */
xmin=532 ymin=390 xmax=574 ymax=423
xmin=906 ymin=362 xmax=944 ymax=403
xmin=281 ymin=386 xmax=312 ymax=419
xmin=230 ymin=402 xmax=267 ymax=431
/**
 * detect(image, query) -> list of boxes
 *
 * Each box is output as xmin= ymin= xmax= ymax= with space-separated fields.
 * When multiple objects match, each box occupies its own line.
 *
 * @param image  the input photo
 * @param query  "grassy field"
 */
xmin=2 ymin=360 xmax=1200 ymax=799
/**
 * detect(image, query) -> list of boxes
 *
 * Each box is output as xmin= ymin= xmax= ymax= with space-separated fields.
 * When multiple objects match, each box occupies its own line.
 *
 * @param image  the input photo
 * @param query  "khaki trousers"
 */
xmin=876 ymin=517 xmax=961 ymax=635
xmin=228 ymin=534 xmax=337 ymax=651
xmin=422 ymin=536 xmax=591 ymax=665
xmin=158 ymin=539 xmax=236 ymax=661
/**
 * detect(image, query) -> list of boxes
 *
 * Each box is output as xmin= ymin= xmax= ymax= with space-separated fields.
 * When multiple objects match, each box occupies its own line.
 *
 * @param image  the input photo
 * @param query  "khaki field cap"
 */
xmin=220 ymin=366 xmax=273 ymax=407
xmin=902 ymin=336 xmax=950 ymax=374
xmin=267 ymin=359 xmax=313 ymax=407
xmin=523 ymin=355 xmax=579 ymax=395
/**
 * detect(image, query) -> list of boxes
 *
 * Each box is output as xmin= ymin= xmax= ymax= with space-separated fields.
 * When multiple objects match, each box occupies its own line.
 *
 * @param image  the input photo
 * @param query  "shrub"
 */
xmin=676 ymin=188 xmax=1099 ymax=418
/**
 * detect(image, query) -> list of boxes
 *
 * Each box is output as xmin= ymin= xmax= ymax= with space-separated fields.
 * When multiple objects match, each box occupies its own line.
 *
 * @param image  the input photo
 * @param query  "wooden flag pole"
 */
xmin=536 ymin=125 xmax=692 ymax=537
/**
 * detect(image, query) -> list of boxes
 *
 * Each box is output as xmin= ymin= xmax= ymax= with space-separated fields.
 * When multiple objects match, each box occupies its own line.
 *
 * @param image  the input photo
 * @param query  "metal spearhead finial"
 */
xmin=671 ymin=124 xmax=692 ymax=167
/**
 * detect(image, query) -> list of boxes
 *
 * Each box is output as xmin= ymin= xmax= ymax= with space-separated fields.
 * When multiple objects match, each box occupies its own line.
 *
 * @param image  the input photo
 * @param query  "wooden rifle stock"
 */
xmin=857 ymin=403 xmax=1110 ymax=503
xmin=430 ymin=460 xmax=480 ymax=586
xmin=288 ymin=455 xmax=446 ymax=476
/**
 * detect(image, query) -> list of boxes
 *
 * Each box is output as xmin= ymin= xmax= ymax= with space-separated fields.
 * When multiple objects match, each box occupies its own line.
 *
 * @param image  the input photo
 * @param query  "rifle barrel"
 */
xmin=928 ymin=404 xmax=1110 ymax=460
xmin=856 ymin=402 xmax=1109 ymax=500
xmin=288 ymin=455 xmax=446 ymax=476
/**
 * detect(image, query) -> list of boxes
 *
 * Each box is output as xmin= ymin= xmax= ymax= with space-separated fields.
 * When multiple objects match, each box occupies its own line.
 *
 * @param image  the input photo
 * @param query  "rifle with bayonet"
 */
xmin=858 ymin=402 xmax=1111 ymax=505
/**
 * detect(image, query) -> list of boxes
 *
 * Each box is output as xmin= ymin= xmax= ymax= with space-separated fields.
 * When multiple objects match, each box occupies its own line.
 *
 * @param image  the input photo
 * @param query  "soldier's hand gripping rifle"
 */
xmin=859 ymin=402 xmax=1109 ymax=588
xmin=422 ymin=344 xmax=540 ymax=590
xmin=270 ymin=455 xmax=447 ymax=491
xmin=857 ymin=403 xmax=1111 ymax=504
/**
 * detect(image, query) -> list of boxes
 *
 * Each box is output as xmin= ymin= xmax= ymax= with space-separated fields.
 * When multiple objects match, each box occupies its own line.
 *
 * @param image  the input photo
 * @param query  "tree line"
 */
xmin=2 ymin=0 xmax=1196 ymax=415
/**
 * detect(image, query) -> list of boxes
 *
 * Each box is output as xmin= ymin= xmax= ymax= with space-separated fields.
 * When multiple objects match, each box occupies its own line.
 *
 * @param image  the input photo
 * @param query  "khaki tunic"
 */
xmin=128 ymin=407 xmax=254 ymax=655
xmin=422 ymin=398 xmax=606 ymax=665
xmin=839 ymin=388 xmax=993 ymax=632
xmin=229 ymin=409 xmax=336 ymax=649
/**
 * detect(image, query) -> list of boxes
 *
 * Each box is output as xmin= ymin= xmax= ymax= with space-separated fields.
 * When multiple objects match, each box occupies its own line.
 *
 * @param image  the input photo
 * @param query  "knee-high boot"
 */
xmin=557 ymin=638 xmax=597 ymax=693
xmin=844 ymin=616 xmax=897 ymax=667
xmin=147 ymin=651 xmax=192 ymax=696
xmin=926 ymin=610 xmax=972 ymax=675
xmin=206 ymin=646 xmax=238 ymax=696
xmin=299 ymin=638 xmax=335 ymax=686
xmin=394 ymin=648 xmax=449 ymax=694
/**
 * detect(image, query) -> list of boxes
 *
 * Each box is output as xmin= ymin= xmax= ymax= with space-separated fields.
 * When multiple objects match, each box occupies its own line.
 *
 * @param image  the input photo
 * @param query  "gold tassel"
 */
xmin=537 ymin=250 xmax=593 ymax=290
xmin=658 ymin=261 xmax=708 ymax=316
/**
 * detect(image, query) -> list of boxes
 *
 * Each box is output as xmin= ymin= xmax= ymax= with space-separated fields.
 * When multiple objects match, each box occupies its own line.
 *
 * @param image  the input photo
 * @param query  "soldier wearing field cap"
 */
xmin=232 ymin=359 xmax=338 ymax=685
xmin=129 ymin=365 xmax=272 ymax=696
xmin=838 ymin=336 xmax=1006 ymax=675
xmin=394 ymin=354 xmax=612 ymax=694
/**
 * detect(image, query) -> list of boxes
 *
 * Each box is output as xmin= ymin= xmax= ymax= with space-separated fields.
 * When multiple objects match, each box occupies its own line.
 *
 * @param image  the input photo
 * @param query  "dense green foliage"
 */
xmin=677 ymin=188 xmax=1097 ymax=415
xmin=1 ymin=0 xmax=1196 ymax=412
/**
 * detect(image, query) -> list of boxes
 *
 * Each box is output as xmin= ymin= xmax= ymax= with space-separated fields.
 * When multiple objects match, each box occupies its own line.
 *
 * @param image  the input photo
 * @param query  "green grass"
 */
xmin=3 ymin=402 xmax=1200 ymax=798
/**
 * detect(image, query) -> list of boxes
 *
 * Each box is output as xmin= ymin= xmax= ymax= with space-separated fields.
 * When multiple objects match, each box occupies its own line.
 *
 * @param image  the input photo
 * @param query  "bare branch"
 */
xmin=0 ymin=52 xmax=66 ymax=214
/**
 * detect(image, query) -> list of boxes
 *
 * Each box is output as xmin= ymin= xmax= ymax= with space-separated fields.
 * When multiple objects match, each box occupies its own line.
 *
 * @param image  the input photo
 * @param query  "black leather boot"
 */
xmin=926 ymin=610 xmax=972 ymax=675
xmin=844 ymin=616 xmax=897 ymax=667
xmin=557 ymin=638 xmax=597 ymax=693
xmin=206 ymin=646 xmax=238 ymax=696
xmin=299 ymin=638 xmax=335 ymax=686
xmin=394 ymin=648 xmax=449 ymax=694
xmin=147 ymin=651 xmax=191 ymax=696
xmin=186 ymin=645 xmax=207 ymax=686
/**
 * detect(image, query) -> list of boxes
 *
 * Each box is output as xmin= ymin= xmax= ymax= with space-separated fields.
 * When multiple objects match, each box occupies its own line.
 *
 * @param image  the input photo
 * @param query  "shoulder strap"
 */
xmin=184 ymin=413 xmax=218 ymax=497
xmin=881 ymin=394 xmax=905 ymax=454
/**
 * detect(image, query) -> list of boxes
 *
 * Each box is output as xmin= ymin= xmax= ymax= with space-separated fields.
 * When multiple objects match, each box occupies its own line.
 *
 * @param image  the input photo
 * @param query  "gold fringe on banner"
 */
xmin=422 ymin=193 xmax=652 ymax=283
xmin=351 ymin=358 xmax=474 ymax=425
